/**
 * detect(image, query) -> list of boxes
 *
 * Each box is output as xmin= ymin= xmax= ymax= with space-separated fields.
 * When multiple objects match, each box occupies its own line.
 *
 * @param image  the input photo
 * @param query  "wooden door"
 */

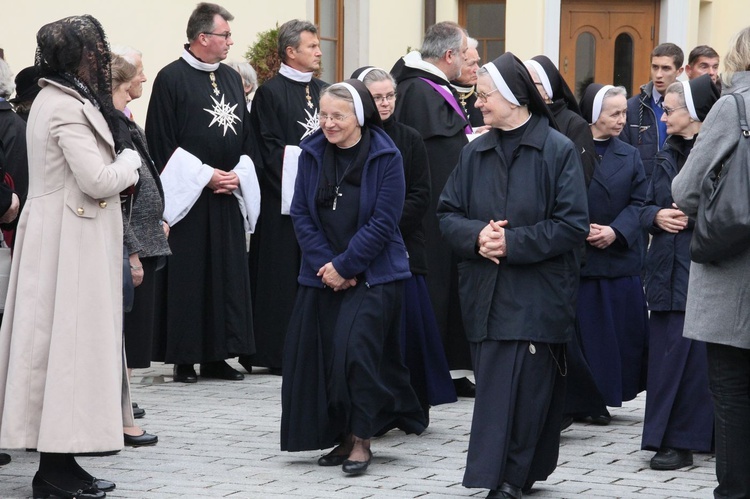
xmin=560 ymin=0 xmax=659 ymax=99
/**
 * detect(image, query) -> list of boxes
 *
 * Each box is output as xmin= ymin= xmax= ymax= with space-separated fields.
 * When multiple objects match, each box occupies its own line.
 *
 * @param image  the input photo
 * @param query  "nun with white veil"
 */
xmin=437 ymin=52 xmax=589 ymax=498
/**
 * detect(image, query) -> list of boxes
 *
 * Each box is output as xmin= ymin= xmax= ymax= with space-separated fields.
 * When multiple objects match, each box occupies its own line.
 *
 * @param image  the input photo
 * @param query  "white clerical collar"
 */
xmin=403 ymin=51 xmax=449 ymax=83
xmin=452 ymin=83 xmax=474 ymax=93
xmin=181 ymin=48 xmax=220 ymax=72
xmin=279 ymin=63 xmax=313 ymax=83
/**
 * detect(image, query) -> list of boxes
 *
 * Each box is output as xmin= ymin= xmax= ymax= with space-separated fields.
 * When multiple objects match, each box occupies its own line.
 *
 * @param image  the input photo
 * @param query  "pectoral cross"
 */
xmin=332 ymin=186 xmax=342 ymax=210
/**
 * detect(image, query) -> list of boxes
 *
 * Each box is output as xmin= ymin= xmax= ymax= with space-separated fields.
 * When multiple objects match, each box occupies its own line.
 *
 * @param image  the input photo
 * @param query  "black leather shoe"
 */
xmin=650 ymin=448 xmax=693 ymax=470
xmin=173 ymin=364 xmax=198 ymax=383
xmin=32 ymin=472 xmax=105 ymax=499
xmin=133 ymin=406 xmax=145 ymax=419
xmin=318 ymin=450 xmax=348 ymax=467
xmin=200 ymin=361 xmax=244 ymax=381
xmin=0 ymin=452 xmax=10 ymax=465
xmin=454 ymin=377 xmax=476 ymax=398
xmin=487 ymin=482 xmax=522 ymax=499
xmin=91 ymin=479 xmax=116 ymax=492
xmin=70 ymin=460 xmax=116 ymax=492
xmin=589 ymin=411 xmax=612 ymax=426
xmin=342 ymin=449 xmax=372 ymax=475
xmin=124 ymin=431 xmax=158 ymax=447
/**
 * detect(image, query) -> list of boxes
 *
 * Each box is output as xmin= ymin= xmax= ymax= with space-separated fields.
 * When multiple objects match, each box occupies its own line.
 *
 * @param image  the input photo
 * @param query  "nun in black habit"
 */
xmin=574 ymin=84 xmax=649 ymax=421
xmin=351 ymin=66 xmax=457 ymax=425
xmin=524 ymin=55 xmax=597 ymax=186
xmin=437 ymin=53 xmax=589 ymax=498
xmin=281 ymin=79 xmax=426 ymax=475
xmin=639 ymin=75 xmax=718 ymax=470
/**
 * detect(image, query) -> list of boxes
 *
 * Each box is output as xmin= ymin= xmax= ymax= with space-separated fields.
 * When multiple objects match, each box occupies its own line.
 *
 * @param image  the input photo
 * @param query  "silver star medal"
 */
xmin=204 ymin=94 xmax=241 ymax=136
xmin=298 ymin=107 xmax=320 ymax=140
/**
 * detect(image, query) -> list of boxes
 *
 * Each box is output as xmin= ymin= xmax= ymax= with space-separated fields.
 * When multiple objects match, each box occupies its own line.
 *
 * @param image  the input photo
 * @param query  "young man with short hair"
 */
xmin=621 ymin=43 xmax=684 ymax=180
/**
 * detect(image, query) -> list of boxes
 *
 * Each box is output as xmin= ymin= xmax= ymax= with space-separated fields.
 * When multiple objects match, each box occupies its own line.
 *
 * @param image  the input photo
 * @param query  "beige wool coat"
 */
xmin=0 ymin=79 xmax=140 ymax=453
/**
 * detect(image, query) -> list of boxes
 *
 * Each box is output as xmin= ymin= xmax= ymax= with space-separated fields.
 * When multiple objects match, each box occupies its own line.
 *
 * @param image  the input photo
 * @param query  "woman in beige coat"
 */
xmin=0 ymin=15 xmax=140 ymax=499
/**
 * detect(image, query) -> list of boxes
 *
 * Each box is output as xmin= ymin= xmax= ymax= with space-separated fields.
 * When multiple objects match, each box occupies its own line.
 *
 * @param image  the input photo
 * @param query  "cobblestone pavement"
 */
xmin=0 ymin=362 xmax=716 ymax=498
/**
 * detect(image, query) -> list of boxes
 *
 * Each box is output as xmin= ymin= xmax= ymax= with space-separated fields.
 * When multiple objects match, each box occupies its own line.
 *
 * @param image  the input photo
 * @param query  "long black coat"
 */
xmin=549 ymin=99 xmax=596 ymax=186
xmin=382 ymin=117 xmax=430 ymax=274
xmin=392 ymin=57 xmax=471 ymax=369
xmin=437 ymin=115 xmax=589 ymax=344
xmin=639 ymin=135 xmax=693 ymax=311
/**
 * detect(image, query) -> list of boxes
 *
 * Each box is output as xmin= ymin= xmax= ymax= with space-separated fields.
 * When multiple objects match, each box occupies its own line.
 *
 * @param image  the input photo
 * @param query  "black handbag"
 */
xmin=690 ymin=93 xmax=750 ymax=264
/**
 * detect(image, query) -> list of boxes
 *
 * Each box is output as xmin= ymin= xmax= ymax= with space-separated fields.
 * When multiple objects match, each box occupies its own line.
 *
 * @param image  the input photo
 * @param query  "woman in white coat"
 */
xmin=0 ymin=15 xmax=140 ymax=499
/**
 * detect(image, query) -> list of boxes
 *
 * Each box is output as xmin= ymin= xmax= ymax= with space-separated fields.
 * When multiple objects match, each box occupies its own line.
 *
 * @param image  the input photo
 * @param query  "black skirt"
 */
xmin=124 ymin=257 xmax=160 ymax=368
xmin=280 ymin=281 xmax=426 ymax=452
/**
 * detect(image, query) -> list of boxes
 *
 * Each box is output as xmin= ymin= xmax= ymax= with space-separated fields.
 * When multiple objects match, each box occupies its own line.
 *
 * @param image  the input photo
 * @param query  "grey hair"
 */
xmin=110 ymin=45 xmax=142 ymax=67
xmin=321 ymin=84 xmax=354 ymax=107
xmin=361 ymin=68 xmax=397 ymax=90
xmin=278 ymin=19 xmax=318 ymax=62
xmin=420 ymin=21 xmax=466 ymax=61
xmin=664 ymin=80 xmax=686 ymax=106
xmin=467 ymin=37 xmax=479 ymax=50
xmin=111 ymin=53 xmax=137 ymax=88
xmin=0 ymin=59 xmax=14 ymax=99
xmin=603 ymin=86 xmax=627 ymax=100
xmin=723 ymin=26 xmax=750 ymax=87
xmin=476 ymin=66 xmax=496 ymax=88
xmin=226 ymin=60 xmax=258 ymax=91
xmin=186 ymin=2 xmax=234 ymax=42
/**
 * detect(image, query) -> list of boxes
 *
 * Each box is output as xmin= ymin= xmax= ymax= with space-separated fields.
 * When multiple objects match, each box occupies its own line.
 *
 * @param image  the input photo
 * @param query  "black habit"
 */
xmin=145 ymin=56 xmax=254 ymax=364
xmin=247 ymin=73 xmax=326 ymax=370
xmin=392 ymin=57 xmax=471 ymax=372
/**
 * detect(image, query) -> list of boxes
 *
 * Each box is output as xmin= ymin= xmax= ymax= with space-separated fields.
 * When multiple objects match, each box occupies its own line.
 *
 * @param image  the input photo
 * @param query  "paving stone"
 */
xmin=0 ymin=361 xmax=719 ymax=498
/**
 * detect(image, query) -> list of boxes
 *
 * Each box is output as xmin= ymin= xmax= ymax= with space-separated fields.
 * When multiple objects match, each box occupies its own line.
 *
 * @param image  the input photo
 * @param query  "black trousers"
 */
xmin=707 ymin=342 xmax=750 ymax=499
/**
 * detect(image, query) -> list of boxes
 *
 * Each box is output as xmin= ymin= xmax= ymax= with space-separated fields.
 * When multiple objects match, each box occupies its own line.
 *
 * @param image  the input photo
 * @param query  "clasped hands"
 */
xmin=654 ymin=203 xmax=688 ymax=233
xmin=318 ymin=262 xmax=357 ymax=292
xmin=587 ymin=223 xmax=616 ymax=249
xmin=208 ymin=168 xmax=240 ymax=195
xmin=477 ymin=219 xmax=508 ymax=264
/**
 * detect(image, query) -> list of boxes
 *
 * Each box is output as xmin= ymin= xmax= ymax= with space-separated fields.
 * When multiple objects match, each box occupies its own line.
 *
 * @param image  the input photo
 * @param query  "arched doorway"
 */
xmin=560 ymin=0 xmax=660 ymax=98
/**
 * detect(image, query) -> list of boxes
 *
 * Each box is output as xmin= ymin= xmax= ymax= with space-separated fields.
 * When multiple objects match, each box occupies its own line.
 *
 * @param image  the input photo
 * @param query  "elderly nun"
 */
xmin=437 ymin=52 xmax=589 ymax=499
xmin=281 ymin=79 xmax=426 ymax=476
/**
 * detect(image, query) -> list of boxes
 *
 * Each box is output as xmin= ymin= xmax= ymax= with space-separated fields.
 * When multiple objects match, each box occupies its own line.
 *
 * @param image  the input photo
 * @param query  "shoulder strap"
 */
xmin=730 ymin=93 xmax=750 ymax=136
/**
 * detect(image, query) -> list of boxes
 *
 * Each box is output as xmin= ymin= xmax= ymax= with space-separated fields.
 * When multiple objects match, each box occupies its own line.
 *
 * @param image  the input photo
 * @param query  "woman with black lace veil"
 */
xmin=0 ymin=15 xmax=140 ymax=498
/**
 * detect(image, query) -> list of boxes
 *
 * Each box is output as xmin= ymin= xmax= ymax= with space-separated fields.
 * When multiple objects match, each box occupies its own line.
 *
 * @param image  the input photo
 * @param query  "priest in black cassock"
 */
xmin=450 ymin=37 xmax=484 ymax=128
xmin=145 ymin=2 xmax=260 ymax=383
xmin=244 ymin=19 xmax=327 ymax=375
xmin=391 ymin=22 xmax=475 ymax=397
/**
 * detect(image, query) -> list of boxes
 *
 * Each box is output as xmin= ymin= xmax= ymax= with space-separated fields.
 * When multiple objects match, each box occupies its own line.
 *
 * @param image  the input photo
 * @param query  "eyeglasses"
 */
xmin=319 ymin=113 xmax=352 ymax=124
xmin=662 ymin=105 xmax=687 ymax=116
xmin=203 ymin=31 xmax=232 ymax=39
xmin=476 ymin=88 xmax=499 ymax=103
xmin=372 ymin=93 xmax=396 ymax=104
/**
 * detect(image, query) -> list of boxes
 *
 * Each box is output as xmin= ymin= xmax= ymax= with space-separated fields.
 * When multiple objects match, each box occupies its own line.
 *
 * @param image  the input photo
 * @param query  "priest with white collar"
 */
xmin=245 ymin=19 xmax=328 ymax=376
xmin=145 ymin=2 xmax=259 ymax=384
